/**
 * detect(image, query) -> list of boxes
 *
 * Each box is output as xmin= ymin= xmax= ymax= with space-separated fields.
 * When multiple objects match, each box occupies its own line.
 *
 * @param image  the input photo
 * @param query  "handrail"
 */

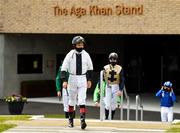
xmin=100 ymin=70 xmax=104 ymax=121
xmin=99 ymin=70 xmax=130 ymax=121
xmin=135 ymin=95 xmax=143 ymax=121
xmin=122 ymin=86 xmax=130 ymax=120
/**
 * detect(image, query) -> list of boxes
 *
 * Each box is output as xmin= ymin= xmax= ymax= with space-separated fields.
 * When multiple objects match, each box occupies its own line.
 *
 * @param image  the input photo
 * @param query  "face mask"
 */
xmin=110 ymin=58 xmax=117 ymax=66
xmin=111 ymin=62 xmax=116 ymax=66
xmin=75 ymin=48 xmax=83 ymax=52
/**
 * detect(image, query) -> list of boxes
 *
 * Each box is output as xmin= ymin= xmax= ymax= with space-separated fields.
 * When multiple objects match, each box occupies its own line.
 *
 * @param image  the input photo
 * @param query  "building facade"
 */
xmin=0 ymin=0 xmax=180 ymax=98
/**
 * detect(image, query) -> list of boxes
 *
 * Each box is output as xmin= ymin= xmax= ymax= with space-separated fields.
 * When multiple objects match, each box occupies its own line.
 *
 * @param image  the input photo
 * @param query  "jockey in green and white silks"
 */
xmin=56 ymin=66 xmax=75 ymax=118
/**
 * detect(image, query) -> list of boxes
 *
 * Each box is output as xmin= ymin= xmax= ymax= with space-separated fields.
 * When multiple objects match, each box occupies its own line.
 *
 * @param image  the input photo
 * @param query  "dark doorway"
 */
xmin=124 ymin=55 xmax=161 ymax=93
xmin=163 ymin=55 xmax=180 ymax=94
xmin=55 ymin=34 xmax=180 ymax=94
xmin=56 ymin=54 xmax=66 ymax=75
xmin=123 ymin=35 xmax=180 ymax=94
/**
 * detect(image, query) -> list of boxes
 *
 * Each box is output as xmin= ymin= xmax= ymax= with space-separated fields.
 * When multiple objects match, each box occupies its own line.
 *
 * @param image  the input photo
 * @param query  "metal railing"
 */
xmin=135 ymin=95 xmax=143 ymax=121
xmin=99 ymin=70 xmax=130 ymax=121
xmin=122 ymin=86 xmax=130 ymax=120
xmin=100 ymin=70 xmax=104 ymax=121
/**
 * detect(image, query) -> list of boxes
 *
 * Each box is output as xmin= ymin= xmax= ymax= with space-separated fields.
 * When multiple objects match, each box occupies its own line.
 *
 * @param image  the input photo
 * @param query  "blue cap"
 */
xmin=163 ymin=81 xmax=172 ymax=88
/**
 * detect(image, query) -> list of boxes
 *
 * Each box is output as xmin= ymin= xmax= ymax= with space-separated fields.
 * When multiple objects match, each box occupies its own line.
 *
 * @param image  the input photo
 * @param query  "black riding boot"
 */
xmin=73 ymin=110 xmax=76 ymax=118
xmin=68 ymin=112 xmax=74 ymax=128
xmin=80 ymin=113 xmax=87 ymax=129
xmin=65 ymin=112 xmax=69 ymax=118
xmin=66 ymin=111 xmax=75 ymax=118
xmin=105 ymin=109 xmax=109 ymax=120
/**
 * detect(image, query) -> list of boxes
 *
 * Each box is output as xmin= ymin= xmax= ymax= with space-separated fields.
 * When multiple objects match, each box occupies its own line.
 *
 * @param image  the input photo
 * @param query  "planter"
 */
xmin=8 ymin=102 xmax=25 ymax=115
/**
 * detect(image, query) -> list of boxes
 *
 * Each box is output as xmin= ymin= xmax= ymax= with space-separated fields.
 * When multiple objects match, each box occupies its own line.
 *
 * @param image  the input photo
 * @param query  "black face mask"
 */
xmin=111 ymin=62 xmax=116 ymax=66
xmin=75 ymin=48 xmax=83 ymax=52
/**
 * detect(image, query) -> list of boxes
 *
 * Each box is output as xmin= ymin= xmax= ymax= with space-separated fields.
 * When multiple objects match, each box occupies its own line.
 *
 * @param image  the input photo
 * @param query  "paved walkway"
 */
xmin=4 ymin=117 xmax=170 ymax=133
xmin=2 ymin=93 xmax=180 ymax=133
xmin=28 ymin=93 xmax=180 ymax=113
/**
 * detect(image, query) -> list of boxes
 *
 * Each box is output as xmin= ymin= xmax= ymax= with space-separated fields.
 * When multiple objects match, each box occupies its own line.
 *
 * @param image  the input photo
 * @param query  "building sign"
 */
xmin=53 ymin=4 xmax=143 ymax=18
xmin=1 ymin=0 xmax=180 ymax=34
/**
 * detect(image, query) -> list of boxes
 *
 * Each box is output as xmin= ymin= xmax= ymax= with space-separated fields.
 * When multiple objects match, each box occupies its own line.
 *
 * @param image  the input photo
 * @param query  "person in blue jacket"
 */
xmin=156 ymin=81 xmax=176 ymax=122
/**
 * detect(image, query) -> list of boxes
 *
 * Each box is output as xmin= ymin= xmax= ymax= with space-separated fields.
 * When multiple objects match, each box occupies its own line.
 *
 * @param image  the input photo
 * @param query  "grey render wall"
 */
xmin=2 ymin=34 xmax=71 ymax=98
xmin=0 ymin=35 xmax=5 ymax=98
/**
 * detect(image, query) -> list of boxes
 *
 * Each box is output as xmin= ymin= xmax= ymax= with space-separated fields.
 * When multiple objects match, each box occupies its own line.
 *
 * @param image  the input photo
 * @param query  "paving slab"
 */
xmin=3 ymin=126 xmax=167 ymax=133
xmin=3 ymin=118 xmax=170 ymax=133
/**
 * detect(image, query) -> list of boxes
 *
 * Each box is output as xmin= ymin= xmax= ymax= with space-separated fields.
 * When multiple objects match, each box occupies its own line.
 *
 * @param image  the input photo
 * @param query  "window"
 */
xmin=17 ymin=54 xmax=43 ymax=74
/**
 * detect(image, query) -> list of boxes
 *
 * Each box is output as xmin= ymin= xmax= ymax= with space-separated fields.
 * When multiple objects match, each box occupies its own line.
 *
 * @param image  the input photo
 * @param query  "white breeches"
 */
xmin=62 ymin=88 xmax=69 ymax=112
xmin=104 ymin=84 xmax=119 ymax=111
xmin=161 ymin=107 xmax=173 ymax=122
xmin=67 ymin=75 xmax=87 ymax=106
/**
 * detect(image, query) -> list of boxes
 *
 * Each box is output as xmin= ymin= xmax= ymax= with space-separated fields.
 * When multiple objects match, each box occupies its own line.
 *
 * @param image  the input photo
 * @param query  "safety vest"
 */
xmin=104 ymin=64 xmax=122 ymax=85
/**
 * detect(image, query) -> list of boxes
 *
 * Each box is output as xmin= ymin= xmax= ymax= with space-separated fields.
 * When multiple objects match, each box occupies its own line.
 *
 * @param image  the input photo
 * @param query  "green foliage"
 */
xmin=44 ymin=114 xmax=65 ymax=118
xmin=166 ymin=122 xmax=180 ymax=132
xmin=4 ymin=95 xmax=27 ymax=103
xmin=166 ymin=127 xmax=180 ymax=132
xmin=0 ymin=115 xmax=30 ymax=122
xmin=175 ymin=122 xmax=180 ymax=125
xmin=44 ymin=114 xmax=79 ymax=119
xmin=0 ymin=124 xmax=16 ymax=132
xmin=0 ymin=115 xmax=31 ymax=132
